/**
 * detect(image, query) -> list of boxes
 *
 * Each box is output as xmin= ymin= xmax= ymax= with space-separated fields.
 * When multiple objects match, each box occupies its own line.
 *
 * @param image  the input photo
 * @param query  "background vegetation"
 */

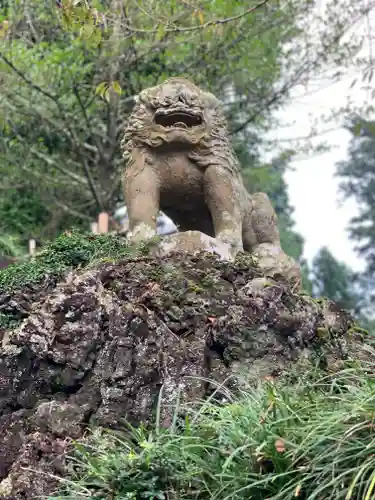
xmin=50 ymin=362 xmax=375 ymax=500
xmin=1 ymin=1 xmax=375 ymax=498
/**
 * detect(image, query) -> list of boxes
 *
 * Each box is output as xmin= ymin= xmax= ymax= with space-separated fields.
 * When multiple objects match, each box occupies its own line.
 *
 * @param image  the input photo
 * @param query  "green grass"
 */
xmin=49 ymin=359 xmax=375 ymax=500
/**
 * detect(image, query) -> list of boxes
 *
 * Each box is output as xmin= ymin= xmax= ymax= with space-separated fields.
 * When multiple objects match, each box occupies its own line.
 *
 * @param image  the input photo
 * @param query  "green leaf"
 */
xmin=352 ymin=122 xmax=362 ymax=137
xmin=111 ymin=80 xmax=122 ymax=95
xmin=92 ymin=0 xmax=105 ymax=12
xmin=80 ymin=23 xmax=95 ymax=39
xmin=87 ymin=28 xmax=102 ymax=48
xmin=156 ymin=24 xmax=165 ymax=41
xmin=95 ymin=81 xmax=109 ymax=99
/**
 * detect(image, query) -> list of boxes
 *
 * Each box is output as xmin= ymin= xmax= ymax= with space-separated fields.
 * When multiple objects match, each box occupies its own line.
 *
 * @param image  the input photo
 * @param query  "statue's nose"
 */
xmin=177 ymin=90 xmax=191 ymax=104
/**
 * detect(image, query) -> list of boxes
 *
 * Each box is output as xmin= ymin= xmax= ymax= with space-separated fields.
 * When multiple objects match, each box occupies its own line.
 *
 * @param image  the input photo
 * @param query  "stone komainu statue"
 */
xmin=120 ymin=77 xmax=300 ymax=284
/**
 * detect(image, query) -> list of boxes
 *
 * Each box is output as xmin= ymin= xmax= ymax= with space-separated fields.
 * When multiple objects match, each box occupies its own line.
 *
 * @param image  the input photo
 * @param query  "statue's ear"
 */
xmin=201 ymin=90 xmax=221 ymax=110
xmin=137 ymin=90 xmax=148 ymax=104
xmin=138 ymin=87 xmax=160 ymax=108
xmin=134 ymin=94 xmax=140 ymax=105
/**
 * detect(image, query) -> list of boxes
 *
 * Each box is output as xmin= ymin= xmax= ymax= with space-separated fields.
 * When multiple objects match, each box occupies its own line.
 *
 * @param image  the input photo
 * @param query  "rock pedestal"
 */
xmin=0 ymin=251 xmax=366 ymax=499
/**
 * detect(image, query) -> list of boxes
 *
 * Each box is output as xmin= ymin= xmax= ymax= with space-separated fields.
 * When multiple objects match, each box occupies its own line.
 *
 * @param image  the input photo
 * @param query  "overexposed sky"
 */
xmin=285 ymin=127 xmax=365 ymax=271
xmin=276 ymin=81 xmax=366 ymax=271
xmin=267 ymin=2 xmax=374 ymax=272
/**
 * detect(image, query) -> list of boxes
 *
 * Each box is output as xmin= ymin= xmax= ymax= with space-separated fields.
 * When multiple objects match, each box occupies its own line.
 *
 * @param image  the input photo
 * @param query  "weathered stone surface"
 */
xmin=154 ymin=230 xmax=234 ymax=261
xmin=0 ymin=252 xmax=367 ymax=498
xmin=251 ymin=242 xmax=302 ymax=286
xmin=120 ymin=77 xmax=301 ymax=285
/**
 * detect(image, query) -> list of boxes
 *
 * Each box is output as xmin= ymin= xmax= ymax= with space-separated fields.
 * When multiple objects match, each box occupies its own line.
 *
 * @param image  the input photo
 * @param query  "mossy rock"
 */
xmin=0 ymin=230 xmax=154 ymax=332
xmin=0 ymin=236 xmax=371 ymax=499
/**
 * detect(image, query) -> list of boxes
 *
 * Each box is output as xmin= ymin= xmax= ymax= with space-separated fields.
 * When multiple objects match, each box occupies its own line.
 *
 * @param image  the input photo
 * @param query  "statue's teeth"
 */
xmin=174 ymin=122 xmax=188 ymax=128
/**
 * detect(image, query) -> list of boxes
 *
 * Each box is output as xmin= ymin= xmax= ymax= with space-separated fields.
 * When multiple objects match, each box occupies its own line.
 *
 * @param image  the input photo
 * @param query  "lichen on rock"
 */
xmin=0 ymin=233 xmax=369 ymax=499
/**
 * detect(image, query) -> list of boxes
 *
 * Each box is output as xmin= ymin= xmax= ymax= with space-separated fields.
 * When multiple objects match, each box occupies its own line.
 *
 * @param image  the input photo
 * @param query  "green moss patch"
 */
xmin=0 ymin=230 xmax=151 ymax=331
xmin=0 ymin=230 xmax=135 ymax=294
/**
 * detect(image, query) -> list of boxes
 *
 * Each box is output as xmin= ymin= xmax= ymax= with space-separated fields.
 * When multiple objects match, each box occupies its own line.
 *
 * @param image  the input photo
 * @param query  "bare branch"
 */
xmin=5 ymin=125 xmax=89 ymax=186
xmin=116 ymin=0 xmax=269 ymax=34
xmin=72 ymin=83 xmax=106 ymax=161
xmin=53 ymin=200 xmax=93 ymax=221
xmin=0 ymin=51 xmax=58 ymax=103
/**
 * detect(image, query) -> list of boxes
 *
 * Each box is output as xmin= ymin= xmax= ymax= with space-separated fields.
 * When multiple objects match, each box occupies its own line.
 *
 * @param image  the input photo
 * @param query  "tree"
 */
xmin=0 ymin=0 xmax=302 ymax=224
xmin=0 ymin=0 xmax=371 ymax=243
xmin=311 ymin=246 xmax=363 ymax=314
xmin=336 ymin=117 xmax=375 ymax=277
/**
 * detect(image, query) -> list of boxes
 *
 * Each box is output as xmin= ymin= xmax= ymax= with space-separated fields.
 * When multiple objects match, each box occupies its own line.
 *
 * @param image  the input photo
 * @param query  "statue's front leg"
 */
xmin=203 ymin=165 xmax=244 ymax=256
xmin=123 ymin=150 xmax=160 ymax=245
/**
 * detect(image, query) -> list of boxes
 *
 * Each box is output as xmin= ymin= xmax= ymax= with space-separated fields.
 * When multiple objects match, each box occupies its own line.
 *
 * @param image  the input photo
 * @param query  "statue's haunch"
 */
xmin=120 ymin=77 xmax=301 ymax=285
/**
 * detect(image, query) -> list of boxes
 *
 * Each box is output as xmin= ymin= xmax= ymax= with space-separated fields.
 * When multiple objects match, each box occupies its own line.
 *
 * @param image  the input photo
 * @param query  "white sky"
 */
xmin=266 ymin=2 xmax=374 ymax=272
xmin=275 ymin=84 xmax=366 ymax=272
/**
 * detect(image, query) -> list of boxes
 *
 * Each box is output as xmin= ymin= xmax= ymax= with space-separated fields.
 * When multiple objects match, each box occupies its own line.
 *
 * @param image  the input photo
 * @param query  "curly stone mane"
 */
xmin=120 ymin=77 xmax=240 ymax=176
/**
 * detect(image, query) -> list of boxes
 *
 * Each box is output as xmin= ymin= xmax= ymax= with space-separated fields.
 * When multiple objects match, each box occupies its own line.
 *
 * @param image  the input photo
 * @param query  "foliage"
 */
xmin=0 ymin=230 xmax=135 ymax=293
xmin=0 ymin=233 xmax=24 ymax=258
xmin=311 ymin=246 xmax=363 ymax=314
xmin=336 ymin=117 xmax=375 ymax=277
xmin=0 ymin=0 xmax=372 ymax=300
xmin=0 ymin=0 xmax=369 ymax=248
xmin=309 ymin=245 xmax=375 ymax=334
xmin=334 ymin=116 xmax=375 ymax=319
xmin=0 ymin=0 xmax=302 ymax=238
xmin=238 ymin=145 xmax=312 ymax=291
xmin=0 ymin=185 xmax=50 ymax=250
xmin=50 ymin=361 xmax=375 ymax=500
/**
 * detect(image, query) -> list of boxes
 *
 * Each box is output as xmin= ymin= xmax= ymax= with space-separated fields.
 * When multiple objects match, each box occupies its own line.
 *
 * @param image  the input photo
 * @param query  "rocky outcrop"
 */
xmin=0 ymin=250 xmax=368 ymax=499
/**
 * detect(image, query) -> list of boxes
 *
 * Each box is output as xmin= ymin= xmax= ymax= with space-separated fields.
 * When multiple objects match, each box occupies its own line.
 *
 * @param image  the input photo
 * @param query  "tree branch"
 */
xmin=117 ymin=0 xmax=269 ymax=34
xmin=53 ymin=199 xmax=93 ymax=221
xmin=5 ymin=124 xmax=89 ymax=186
xmin=0 ymin=51 xmax=105 ymax=209
xmin=0 ymin=51 xmax=58 ymax=103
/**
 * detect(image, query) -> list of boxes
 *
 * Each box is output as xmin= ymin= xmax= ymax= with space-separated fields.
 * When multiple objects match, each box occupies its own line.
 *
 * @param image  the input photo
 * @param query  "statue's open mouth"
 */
xmin=154 ymin=110 xmax=203 ymax=129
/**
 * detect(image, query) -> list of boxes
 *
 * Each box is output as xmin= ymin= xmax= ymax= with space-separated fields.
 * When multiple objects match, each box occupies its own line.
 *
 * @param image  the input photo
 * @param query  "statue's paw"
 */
xmin=127 ymin=223 xmax=157 ymax=245
xmin=215 ymin=233 xmax=243 ymax=259
xmin=153 ymin=230 xmax=234 ymax=261
xmin=251 ymin=243 xmax=301 ymax=287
